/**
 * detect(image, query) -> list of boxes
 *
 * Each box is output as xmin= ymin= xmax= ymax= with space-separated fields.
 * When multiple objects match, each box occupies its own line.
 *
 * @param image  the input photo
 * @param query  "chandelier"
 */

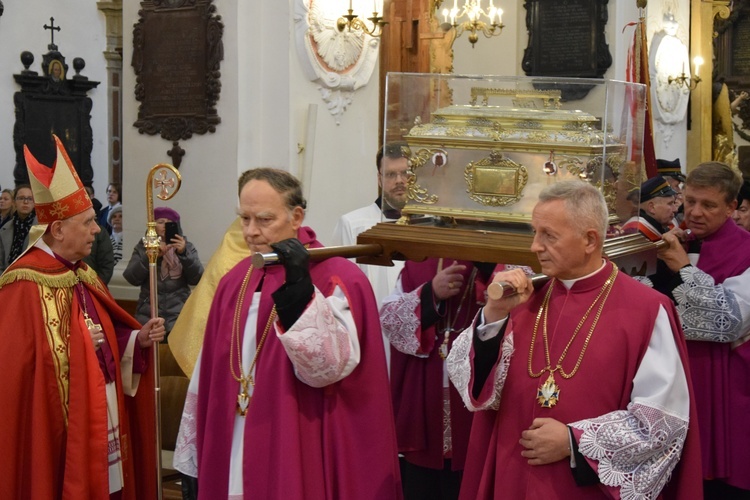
xmin=337 ymin=0 xmax=387 ymax=37
xmin=438 ymin=0 xmax=504 ymax=48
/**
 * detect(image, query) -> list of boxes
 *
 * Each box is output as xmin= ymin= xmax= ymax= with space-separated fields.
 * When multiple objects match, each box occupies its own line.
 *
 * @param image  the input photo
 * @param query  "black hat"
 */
xmin=656 ymin=158 xmax=686 ymax=182
xmin=738 ymin=181 xmax=750 ymax=205
xmin=640 ymin=176 xmax=677 ymax=203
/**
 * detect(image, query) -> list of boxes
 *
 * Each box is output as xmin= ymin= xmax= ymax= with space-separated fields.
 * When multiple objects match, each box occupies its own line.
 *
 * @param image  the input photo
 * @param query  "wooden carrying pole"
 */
xmin=251 ymin=230 xmax=673 ymax=300
xmin=144 ymin=164 xmax=182 ymax=500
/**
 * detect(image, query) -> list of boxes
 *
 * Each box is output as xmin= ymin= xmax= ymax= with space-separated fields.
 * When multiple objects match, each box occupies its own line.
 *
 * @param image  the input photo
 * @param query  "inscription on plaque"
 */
xmin=732 ymin=16 xmax=750 ymax=77
xmin=522 ymin=0 xmax=611 ymax=95
xmin=535 ymin=2 xmax=593 ymax=73
xmin=132 ymin=0 xmax=224 ymax=155
xmin=475 ymin=167 xmax=518 ymax=196
xmin=144 ymin=10 xmax=207 ymax=116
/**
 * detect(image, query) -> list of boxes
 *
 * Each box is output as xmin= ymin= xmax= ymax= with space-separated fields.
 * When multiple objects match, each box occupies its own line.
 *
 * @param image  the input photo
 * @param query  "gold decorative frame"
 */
xmin=464 ymin=150 xmax=528 ymax=206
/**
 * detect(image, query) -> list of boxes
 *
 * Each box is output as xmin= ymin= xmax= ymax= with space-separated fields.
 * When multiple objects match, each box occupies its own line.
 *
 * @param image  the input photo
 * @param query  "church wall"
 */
xmin=0 ymin=4 xmax=110 ymax=199
xmin=112 ymin=0 xmax=381 ymax=298
xmin=114 ymin=0 xmax=242 ymax=299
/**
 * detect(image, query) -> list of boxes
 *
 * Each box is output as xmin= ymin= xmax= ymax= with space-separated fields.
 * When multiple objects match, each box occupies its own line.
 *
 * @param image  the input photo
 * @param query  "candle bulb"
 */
xmin=443 ymin=8 xmax=448 ymax=23
xmin=694 ymin=56 xmax=704 ymax=78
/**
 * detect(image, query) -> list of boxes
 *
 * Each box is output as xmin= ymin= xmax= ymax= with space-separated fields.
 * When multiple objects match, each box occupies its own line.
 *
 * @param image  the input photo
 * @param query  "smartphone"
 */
xmin=164 ymin=221 xmax=179 ymax=244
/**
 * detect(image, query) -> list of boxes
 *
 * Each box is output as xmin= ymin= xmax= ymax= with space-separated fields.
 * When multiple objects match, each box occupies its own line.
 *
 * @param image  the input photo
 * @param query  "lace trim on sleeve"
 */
xmin=380 ymin=289 xmax=423 ymax=356
xmin=173 ymin=390 xmax=199 ymax=478
xmin=570 ymin=402 xmax=688 ymax=500
xmin=674 ymin=266 xmax=742 ymax=342
xmin=277 ymin=292 xmax=352 ymax=388
xmin=447 ymin=328 xmax=513 ymax=411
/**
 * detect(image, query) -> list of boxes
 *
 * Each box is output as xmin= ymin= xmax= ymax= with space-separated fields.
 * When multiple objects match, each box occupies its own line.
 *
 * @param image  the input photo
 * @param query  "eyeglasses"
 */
xmin=383 ymin=171 xmax=410 ymax=180
xmin=15 ymin=196 xmax=34 ymax=202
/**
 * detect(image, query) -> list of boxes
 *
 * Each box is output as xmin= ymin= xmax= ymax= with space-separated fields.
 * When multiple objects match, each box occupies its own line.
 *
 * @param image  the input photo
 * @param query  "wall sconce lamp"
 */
xmin=437 ymin=0 xmax=504 ymax=48
xmin=337 ymin=0 xmax=387 ymax=37
xmin=669 ymin=56 xmax=704 ymax=91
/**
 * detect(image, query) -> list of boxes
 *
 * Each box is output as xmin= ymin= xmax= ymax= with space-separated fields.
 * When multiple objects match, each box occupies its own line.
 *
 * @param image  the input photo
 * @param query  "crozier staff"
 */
xmin=447 ymin=180 xmax=702 ymax=499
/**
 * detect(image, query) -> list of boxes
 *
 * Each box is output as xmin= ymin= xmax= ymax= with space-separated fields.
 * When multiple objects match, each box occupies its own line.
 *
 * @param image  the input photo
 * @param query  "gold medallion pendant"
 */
xmin=536 ymin=372 xmax=560 ymax=408
xmin=237 ymin=390 xmax=251 ymax=416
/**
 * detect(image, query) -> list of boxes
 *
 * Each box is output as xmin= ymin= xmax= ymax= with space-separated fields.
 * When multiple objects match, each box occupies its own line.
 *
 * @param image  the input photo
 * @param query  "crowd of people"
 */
xmin=1 ymin=137 xmax=750 ymax=500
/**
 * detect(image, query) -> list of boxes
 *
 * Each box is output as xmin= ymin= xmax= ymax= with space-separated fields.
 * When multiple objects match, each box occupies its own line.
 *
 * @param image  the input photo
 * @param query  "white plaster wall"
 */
xmin=0 ymin=2 xmax=109 ymax=199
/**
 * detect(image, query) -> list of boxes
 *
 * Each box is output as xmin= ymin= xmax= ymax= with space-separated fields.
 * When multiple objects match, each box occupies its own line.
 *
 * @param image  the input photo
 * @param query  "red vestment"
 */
xmin=0 ymin=247 xmax=157 ymax=499
xmin=454 ymin=263 xmax=702 ymax=499
xmin=384 ymin=259 xmax=492 ymax=470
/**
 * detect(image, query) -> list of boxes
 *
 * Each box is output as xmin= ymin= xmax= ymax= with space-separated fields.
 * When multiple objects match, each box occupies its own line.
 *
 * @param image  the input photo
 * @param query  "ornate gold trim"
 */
xmin=406 ymin=148 xmax=441 ymax=205
xmin=40 ymin=283 xmax=73 ymax=426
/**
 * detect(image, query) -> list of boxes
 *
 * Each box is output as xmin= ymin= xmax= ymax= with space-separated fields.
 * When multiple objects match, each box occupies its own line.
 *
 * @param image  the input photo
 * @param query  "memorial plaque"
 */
xmin=731 ymin=11 xmax=750 ymax=77
xmin=521 ymin=0 xmax=612 ymax=100
xmin=132 ymin=0 xmax=224 ymax=152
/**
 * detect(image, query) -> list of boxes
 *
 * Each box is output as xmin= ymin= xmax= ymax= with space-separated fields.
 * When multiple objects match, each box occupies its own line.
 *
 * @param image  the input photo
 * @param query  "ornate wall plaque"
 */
xmin=13 ymin=41 xmax=100 ymax=187
xmin=131 ymin=0 xmax=224 ymax=166
xmin=521 ymin=0 xmax=612 ymax=100
xmin=294 ymin=0 xmax=380 ymax=125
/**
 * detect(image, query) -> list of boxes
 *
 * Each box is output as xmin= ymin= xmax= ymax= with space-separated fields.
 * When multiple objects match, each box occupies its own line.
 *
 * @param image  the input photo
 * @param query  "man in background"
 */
xmin=656 ymin=158 xmax=686 ymax=225
xmin=332 ymin=142 xmax=410 ymax=305
xmin=621 ymin=176 xmax=678 ymax=241
xmin=733 ymin=180 xmax=750 ymax=231
xmin=657 ymin=162 xmax=750 ymax=499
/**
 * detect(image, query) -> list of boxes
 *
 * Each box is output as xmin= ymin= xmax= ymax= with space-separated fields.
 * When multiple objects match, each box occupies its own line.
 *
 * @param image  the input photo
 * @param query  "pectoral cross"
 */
xmin=83 ymin=312 xmax=102 ymax=336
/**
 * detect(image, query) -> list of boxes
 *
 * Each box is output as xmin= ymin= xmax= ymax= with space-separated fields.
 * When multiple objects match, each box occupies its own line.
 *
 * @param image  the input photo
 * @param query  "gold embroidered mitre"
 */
xmin=24 ymin=135 xmax=92 ymax=224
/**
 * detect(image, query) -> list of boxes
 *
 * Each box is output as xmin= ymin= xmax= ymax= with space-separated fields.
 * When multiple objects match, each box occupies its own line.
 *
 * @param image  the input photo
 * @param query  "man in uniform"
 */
xmin=621 ymin=176 xmax=678 ymax=241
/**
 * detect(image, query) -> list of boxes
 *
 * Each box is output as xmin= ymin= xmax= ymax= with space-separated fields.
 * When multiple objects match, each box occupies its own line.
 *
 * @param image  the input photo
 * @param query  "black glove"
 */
xmin=270 ymin=238 xmax=314 ymax=330
xmin=271 ymin=238 xmax=310 ymax=284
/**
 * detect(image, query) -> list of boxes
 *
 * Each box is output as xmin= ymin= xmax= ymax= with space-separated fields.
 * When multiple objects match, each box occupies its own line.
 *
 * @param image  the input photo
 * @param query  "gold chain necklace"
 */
xmin=229 ymin=265 xmax=277 ymax=416
xmin=528 ymin=263 xmax=618 ymax=408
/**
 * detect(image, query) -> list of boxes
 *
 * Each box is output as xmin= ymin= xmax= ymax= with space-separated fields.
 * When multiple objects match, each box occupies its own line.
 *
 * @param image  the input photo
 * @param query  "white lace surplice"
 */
xmin=673 ymin=264 xmax=750 ymax=345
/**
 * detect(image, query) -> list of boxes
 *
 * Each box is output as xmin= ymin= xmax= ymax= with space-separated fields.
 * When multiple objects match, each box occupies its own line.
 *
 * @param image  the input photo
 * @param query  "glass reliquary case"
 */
xmin=357 ymin=74 xmax=654 ymax=273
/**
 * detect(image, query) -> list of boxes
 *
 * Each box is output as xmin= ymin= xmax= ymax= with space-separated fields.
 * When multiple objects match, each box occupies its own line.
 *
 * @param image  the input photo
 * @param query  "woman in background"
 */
xmin=109 ymin=204 xmax=124 ymax=265
xmin=0 ymin=185 xmax=38 ymax=272
xmin=0 ymin=189 xmax=15 ymax=229
xmin=124 ymin=206 xmax=203 ymax=336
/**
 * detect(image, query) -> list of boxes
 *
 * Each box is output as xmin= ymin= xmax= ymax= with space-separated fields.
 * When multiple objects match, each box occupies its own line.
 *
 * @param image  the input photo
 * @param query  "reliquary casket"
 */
xmin=357 ymin=75 xmax=653 ymax=273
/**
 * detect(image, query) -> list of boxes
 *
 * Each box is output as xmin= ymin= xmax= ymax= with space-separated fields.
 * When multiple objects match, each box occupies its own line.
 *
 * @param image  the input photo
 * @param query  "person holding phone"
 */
xmin=124 ymin=206 xmax=204 ymax=336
